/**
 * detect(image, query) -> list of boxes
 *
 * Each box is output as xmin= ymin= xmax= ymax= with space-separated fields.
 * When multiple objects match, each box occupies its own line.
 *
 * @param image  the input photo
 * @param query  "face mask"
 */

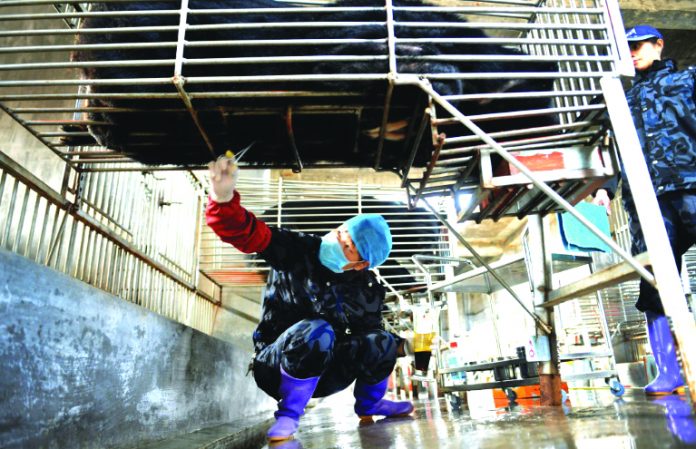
xmin=319 ymin=231 xmax=350 ymax=273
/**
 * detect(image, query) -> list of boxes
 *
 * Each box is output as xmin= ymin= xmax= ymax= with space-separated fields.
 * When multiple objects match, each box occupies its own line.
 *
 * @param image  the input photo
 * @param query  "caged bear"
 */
xmin=259 ymin=198 xmax=447 ymax=290
xmin=66 ymin=0 xmax=559 ymax=169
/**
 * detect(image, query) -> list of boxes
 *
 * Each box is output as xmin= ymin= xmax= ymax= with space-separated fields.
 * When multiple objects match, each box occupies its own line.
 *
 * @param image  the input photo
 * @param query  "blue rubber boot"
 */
xmin=353 ymin=377 xmax=414 ymax=420
xmin=267 ymin=366 xmax=320 ymax=442
xmin=645 ymin=311 xmax=685 ymax=396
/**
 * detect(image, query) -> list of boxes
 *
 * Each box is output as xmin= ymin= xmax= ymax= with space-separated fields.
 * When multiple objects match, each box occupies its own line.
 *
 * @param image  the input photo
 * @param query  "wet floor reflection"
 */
xmin=258 ymin=390 xmax=696 ymax=449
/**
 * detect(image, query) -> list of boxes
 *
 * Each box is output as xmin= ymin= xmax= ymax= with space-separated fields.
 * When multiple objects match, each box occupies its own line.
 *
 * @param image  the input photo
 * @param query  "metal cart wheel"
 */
xmin=607 ymin=377 xmax=625 ymax=397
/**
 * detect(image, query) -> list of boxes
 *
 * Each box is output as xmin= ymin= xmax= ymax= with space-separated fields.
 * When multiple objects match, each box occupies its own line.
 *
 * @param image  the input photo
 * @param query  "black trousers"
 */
xmin=253 ymin=318 xmax=397 ymax=400
xmin=627 ymin=191 xmax=696 ymax=315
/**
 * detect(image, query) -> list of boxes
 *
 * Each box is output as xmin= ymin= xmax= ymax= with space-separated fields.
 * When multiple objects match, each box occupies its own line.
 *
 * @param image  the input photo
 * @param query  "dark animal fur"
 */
xmin=68 ymin=0 xmax=557 ymax=168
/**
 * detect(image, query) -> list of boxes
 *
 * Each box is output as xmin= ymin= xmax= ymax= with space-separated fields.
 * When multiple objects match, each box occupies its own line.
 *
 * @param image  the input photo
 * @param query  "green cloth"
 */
xmin=558 ymin=202 xmax=612 ymax=253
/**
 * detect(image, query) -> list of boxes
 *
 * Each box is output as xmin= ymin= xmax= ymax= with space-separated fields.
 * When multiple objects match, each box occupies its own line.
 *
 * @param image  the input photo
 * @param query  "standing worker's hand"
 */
xmin=592 ymin=188 xmax=612 ymax=216
xmin=208 ymin=151 xmax=239 ymax=203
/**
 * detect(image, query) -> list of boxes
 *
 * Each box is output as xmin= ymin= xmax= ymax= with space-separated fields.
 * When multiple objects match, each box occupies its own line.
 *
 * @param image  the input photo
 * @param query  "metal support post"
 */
xmin=526 ymin=215 xmax=562 ymax=406
xmin=445 ymin=201 xmax=462 ymax=341
xmin=601 ymin=75 xmax=696 ymax=408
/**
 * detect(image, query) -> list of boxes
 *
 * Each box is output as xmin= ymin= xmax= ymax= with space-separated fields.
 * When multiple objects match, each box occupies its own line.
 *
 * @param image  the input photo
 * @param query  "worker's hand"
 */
xmin=208 ymin=153 xmax=238 ymax=203
xmin=397 ymin=337 xmax=414 ymax=357
xmin=592 ymin=188 xmax=611 ymax=216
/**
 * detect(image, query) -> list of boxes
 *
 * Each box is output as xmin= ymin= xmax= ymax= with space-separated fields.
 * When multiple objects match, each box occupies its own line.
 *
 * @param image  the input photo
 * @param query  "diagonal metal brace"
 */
xmin=401 ymin=75 xmax=655 ymax=288
xmin=414 ymin=188 xmax=553 ymax=335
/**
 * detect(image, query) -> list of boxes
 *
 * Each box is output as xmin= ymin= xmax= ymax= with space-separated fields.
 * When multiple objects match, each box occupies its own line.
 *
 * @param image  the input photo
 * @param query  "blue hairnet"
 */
xmin=344 ymin=214 xmax=392 ymax=268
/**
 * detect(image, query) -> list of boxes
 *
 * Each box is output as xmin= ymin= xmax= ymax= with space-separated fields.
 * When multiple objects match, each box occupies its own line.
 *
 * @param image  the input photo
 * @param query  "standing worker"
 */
xmin=205 ymin=155 xmax=414 ymax=442
xmin=594 ymin=25 xmax=696 ymax=395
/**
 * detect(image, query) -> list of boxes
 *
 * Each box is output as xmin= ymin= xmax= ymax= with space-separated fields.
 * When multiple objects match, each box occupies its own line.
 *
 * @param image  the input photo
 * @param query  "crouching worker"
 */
xmin=205 ymin=156 xmax=414 ymax=442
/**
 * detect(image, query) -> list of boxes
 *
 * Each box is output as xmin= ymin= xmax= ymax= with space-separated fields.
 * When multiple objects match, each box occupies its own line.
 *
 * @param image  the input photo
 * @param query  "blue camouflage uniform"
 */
xmin=205 ymin=193 xmax=402 ymax=401
xmin=621 ymin=59 xmax=696 ymax=314
xmin=252 ymin=227 xmax=401 ymax=400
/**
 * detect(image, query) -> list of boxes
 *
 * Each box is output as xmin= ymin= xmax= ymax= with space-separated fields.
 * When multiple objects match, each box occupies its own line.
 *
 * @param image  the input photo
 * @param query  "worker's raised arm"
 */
xmin=205 ymin=156 xmax=271 ymax=254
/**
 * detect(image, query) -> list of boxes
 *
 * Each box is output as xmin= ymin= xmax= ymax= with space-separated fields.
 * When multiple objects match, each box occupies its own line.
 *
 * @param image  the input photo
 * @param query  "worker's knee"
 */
xmin=280 ymin=319 xmax=336 ymax=377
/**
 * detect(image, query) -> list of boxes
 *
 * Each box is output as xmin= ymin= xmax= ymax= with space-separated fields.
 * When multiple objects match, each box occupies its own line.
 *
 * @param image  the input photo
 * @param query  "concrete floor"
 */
xmin=261 ymin=389 xmax=696 ymax=449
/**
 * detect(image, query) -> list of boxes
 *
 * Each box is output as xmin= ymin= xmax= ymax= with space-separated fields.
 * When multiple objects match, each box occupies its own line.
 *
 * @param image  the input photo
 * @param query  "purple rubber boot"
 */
xmin=267 ymin=366 xmax=320 ymax=442
xmin=353 ymin=377 xmax=414 ymax=420
xmin=645 ymin=311 xmax=685 ymax=396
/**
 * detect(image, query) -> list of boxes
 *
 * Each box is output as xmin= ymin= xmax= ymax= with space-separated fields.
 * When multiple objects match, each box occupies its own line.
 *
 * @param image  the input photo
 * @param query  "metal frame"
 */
xmin=0 ymin=0 xmax=621 ymax=177
xmin=0 ymin=0 xmax=693 ymax=406
xmin=0 ymin=151 xmax=217 ymax=334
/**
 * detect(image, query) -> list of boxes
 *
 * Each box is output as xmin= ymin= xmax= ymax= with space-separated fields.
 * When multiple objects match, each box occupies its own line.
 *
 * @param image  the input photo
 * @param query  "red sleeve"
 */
xmin=205 ymin=191 xmax=271 ymax=254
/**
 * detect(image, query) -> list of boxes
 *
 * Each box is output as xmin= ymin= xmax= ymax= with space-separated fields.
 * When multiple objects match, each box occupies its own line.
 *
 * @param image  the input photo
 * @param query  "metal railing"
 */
xmin=0 ymin=0 xmax=621 ymax=183
xmin=0 ymin=150 xmax=217 ymax=334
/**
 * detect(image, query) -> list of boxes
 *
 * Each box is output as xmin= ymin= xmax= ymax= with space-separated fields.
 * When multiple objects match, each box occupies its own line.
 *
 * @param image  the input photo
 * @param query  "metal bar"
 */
xmin=399 ymin=21 xmax=606 ymax=31
xmin=442 ymin=130 xmax=597 ymax=154
xmin=24 ymin=195 xmax=41 ymax=259
xmin=2 ymin=178 xmax=19 ymax=249
xmin=439 ymin=377 xmax=540 ymax=393
xmin=394 ymin=6 xmax=602 ymax=14
xmin=412 ymin=134 xmax=445 ymax=206
xmin=527 ymin=215 xmax=561 ymax=404
xmin=0 ymin=72 xmax=613 ymax=89
xmin=46 ymin=209 xmax=68 ymax=268
xmin=603 ymin=0 xmax=634 ymax=77
xmin=434 ymin=104 xmax=605 ymax=126
xmin=284 ymin=106 xmax=304 ymax=173
xmin=36 ymin=201 xmax=53 ymax=265
xmin=65 ymin=215 xmax=79 ymax=275
xmin=172 ymin=76 xmax=217 ymax=157
xmin=400 ymin=107 xmax=431 ymax=187
xmin=371 ymin=0 xmax=396 ymax=170
xmin=414 ymin=54 xmax=613 ymax=63
xmin=11 ymin=185 xmax=30 ymax=253
xmin=0 ymin=42 xmax=176 ymax=54
xmin=444 ymin=90 xmax=602 ymax=101
xmin=402 ymin=36 xmax=609 ymax=46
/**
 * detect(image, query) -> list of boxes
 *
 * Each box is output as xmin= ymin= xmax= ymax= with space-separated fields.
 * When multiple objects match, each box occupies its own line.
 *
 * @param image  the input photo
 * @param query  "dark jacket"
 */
xmin=206 ymin=192 xmax=388 ymax=353
xmin=621 ymin=59 xmax=696 ymax=205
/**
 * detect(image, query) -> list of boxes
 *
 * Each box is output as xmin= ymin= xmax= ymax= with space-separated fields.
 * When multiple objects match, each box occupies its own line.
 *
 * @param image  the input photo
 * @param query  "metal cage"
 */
xmin=0 ymin=0 xmax=625 ymax=221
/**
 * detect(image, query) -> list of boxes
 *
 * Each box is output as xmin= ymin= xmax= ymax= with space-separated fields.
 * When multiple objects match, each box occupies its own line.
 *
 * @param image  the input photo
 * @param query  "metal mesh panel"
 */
xmin=199 ymin=174 xmax=452 ymax=297
xmin=0 ymin=0 xmax=624 ymax=198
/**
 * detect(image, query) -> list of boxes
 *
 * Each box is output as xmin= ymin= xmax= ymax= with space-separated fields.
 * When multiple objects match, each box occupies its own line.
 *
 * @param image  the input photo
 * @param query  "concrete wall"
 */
xmin=0 ymin=249 xmax=274 ymax=449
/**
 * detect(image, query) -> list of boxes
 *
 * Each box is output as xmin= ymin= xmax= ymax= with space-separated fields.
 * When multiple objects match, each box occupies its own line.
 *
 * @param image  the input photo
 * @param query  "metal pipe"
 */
xmin=434 ymin=104 xmax=605 ymax=126
xmin=1 ymin=178 xmax=19 ymax=249
xmin=437 ymin=121 xmax=595 ymax=144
